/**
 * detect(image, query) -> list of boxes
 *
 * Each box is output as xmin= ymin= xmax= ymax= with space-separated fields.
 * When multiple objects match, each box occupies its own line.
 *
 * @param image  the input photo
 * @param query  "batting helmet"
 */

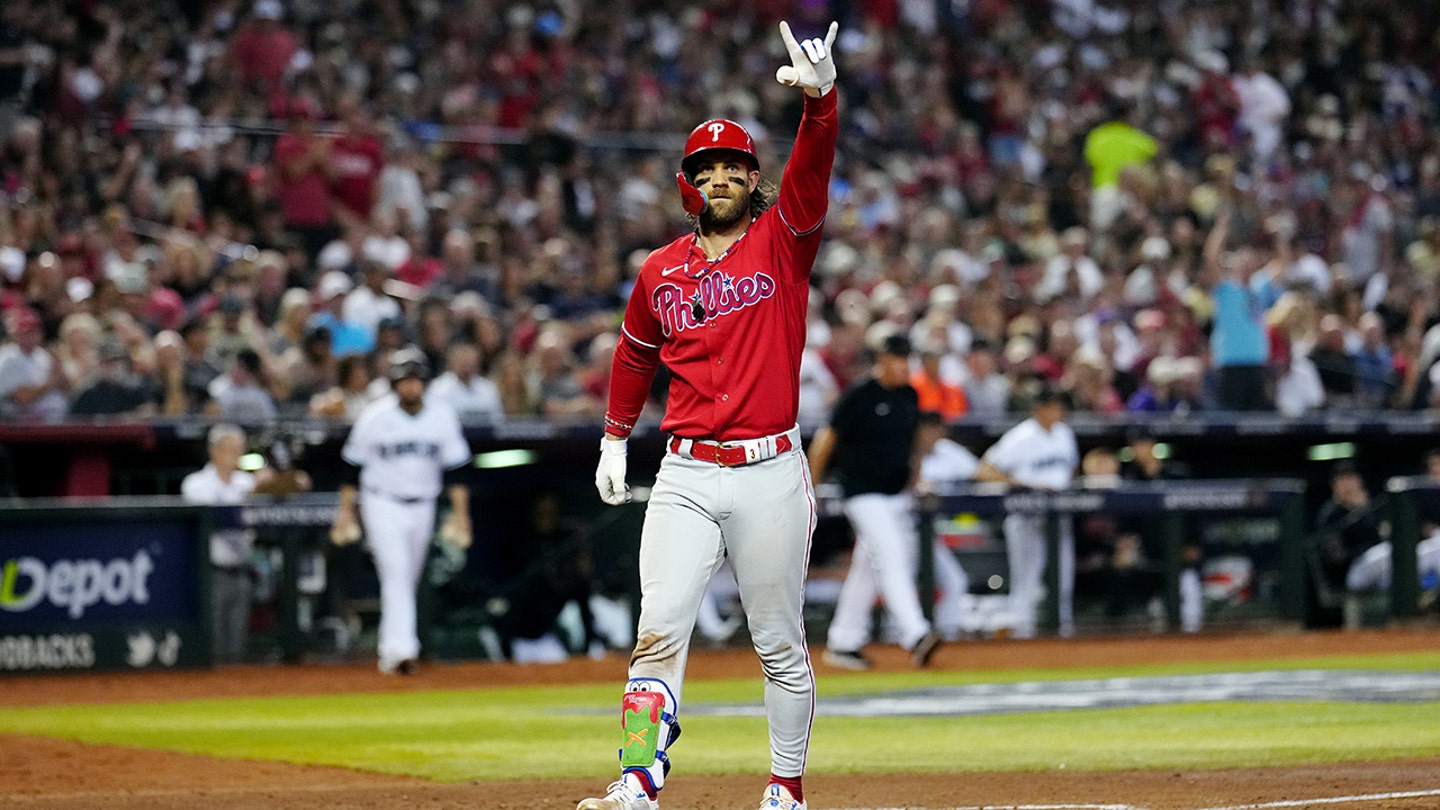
xmin=388 ymin=347 xmax=430 ymax=384
xmin=681 ymin=119 xmax=758 ymax=178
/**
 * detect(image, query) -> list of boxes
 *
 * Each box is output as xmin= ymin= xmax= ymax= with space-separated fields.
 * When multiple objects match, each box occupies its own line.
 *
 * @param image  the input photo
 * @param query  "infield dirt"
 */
xmin=5 ymin=629 xmax=1440 ymax=810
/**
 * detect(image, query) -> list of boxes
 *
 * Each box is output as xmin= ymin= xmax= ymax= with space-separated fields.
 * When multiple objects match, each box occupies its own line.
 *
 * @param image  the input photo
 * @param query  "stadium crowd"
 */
xmin=2 ymin=0 xmax=1440 ymax=426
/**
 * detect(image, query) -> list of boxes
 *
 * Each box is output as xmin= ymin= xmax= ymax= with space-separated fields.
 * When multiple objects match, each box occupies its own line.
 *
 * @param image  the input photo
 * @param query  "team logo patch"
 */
xmin=652 ymin=270 xmax=776 ymax=336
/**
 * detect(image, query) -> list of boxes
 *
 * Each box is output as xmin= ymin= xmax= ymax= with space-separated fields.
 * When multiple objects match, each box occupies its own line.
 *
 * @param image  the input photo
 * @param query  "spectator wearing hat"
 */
xmin=343 ymin=259 xmax=402 ymax=338
xmin=1035 ymin=227 xmax=1104 ymax=304
xmin=308 ymin=270 xmax=373 ymax=357
xmin=0 ymin=307 xmax=68 ymax=422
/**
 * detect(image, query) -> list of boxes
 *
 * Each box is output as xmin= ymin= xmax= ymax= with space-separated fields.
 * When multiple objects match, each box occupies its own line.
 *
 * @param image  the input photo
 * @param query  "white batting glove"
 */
xmin=775 ymin=20 xmax=838 ymax=98
xmin=596 ymin=437 xmax=632 ymax=506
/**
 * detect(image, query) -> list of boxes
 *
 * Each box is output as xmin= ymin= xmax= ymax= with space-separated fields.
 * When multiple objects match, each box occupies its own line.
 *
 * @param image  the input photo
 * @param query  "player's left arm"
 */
xmin=773 ymin=21 xmax=839 ymax=255
xmin=438 ymin=406 xmax=474 ymax=549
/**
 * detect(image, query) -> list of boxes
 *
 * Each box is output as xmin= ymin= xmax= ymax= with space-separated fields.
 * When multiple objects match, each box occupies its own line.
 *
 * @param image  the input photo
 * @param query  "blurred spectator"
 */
xmin=69 ymin=338 xmax=156 ymax=417
xmin=910 ymin=342 xmax=967 ymax=420
xmin=1205 ymin=209 xmax=1271 ymax=411
xmin=1083 ymin=101 xmax=1158 ymax=231
xmin=960 ymin=340 xmax=1009 ymax=417
xmin=343 ymin=259 xmax=401 ymax=338
xmin=309 ymin=271 xmax=372 ymax=357
xmin=272 ymin=97 xmax=336 ymax=260
xmin=1309 ymin=314 xmax=1359 ymax=408
xmin=308 ymin=353 xmax=376 ymax=420
xmin=205 ymin=347 xmax=276 ymax=422
xmin=428 ymin=342 xmax=503 ymax=424
xmin=0 ymin=307 xmax=67 ymax=421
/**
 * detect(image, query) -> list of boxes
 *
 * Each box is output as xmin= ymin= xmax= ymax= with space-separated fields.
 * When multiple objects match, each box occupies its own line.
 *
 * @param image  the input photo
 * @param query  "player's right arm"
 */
xmin=596 ymin=264 xmax=665 ymax=505
xmin=603 ymin=265 xmax=665 ymax=439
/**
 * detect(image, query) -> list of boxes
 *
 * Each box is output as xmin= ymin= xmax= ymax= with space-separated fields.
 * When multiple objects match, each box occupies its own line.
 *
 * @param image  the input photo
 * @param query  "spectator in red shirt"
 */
xmin=229 ymin=0 xmax=298 ymax=98
xmin=329 ymin=95 xmax=385 ymax=227
xmin=271 ymin=97 xmax=337 ymax=260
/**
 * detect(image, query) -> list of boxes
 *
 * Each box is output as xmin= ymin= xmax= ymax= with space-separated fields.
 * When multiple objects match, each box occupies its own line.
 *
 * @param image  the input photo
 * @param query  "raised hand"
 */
xmin=775 ymin=21 xmax=839 ymax=98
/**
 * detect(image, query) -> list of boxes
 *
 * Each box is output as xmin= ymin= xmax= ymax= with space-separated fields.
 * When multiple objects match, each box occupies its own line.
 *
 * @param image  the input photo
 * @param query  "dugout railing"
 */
xmin=904 ymin=480 xmax=1309 ymax=634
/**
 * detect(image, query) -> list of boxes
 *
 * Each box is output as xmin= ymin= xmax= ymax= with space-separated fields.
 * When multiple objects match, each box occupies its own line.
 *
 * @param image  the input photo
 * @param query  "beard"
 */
xmin=698 ymin=190 xmax=751 ymax=231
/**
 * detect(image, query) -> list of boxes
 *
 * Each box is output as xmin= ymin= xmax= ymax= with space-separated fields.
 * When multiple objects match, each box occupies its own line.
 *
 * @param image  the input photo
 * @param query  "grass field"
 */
xmin=3 ymin=649 xmax=1440 ymax=784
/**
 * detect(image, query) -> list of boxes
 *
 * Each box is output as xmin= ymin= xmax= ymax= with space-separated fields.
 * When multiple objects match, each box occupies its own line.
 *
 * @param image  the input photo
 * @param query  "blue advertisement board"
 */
xmin=0 ymin=505 xmax=210 ymax=673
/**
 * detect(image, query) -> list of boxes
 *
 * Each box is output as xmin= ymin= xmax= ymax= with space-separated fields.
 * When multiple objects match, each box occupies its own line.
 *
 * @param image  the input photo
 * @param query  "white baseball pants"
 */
xmin=629 ymin=446 xmax=817 ymax=778
xmin=826 ymin=493 xmax=933 ymax=653
xmin=361 ymin=494 xmax=436 ymax=665
xmin=1003 ymin=513 xmax=1074 ymax=638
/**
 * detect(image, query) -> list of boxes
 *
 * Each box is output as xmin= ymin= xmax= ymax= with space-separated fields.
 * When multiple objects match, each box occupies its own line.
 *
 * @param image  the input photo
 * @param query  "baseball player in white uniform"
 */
xmin=976 ymin=387 xmax=1079 ymax=639
xmin=330 ymin=348 xmax=472 ymax=674
xmin=583 ymin=19 xmax=839 ymax=810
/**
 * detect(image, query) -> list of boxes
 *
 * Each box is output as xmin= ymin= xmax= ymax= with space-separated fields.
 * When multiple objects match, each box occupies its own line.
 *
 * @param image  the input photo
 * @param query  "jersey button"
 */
xmin=716 ymin=357 xmax=723 ymax=365
xmin=721 ymin=394 xmax=729 ymax=401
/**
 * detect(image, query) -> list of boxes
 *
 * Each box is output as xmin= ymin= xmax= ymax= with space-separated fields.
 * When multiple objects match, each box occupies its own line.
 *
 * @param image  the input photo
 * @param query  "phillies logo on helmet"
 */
xmin=682 ymin=118 xmax=758 ymax=176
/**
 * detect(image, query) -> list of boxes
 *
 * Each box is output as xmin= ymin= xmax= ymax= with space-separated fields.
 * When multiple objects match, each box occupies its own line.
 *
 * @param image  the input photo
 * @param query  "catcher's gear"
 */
xmin=775 ymin=20 xmax=838 ymax=98
xmin=618 ymin=677 xmax=681 ymax=792
xmin=681 ymin=118 xmax=758 ymax=178
xmin=596 ymin=437 xmax=631 ymax=505
xmin=388 ymin=347 xmax=430 ymax=383
xmin=676 ymin=172 xmax=709 ymax=216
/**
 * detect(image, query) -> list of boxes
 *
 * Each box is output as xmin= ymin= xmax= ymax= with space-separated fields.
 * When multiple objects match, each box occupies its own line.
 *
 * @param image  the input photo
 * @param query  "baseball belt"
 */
xmin=668 ymin=426 xmax=800 ymax=467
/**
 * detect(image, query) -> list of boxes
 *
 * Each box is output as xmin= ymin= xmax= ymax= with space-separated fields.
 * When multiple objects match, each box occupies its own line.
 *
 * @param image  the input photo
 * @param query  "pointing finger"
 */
xmin=824 ymin=20 xmax=838 ymax=50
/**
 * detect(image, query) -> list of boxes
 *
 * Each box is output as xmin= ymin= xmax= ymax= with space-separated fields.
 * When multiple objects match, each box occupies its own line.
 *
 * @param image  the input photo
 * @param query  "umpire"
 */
xmin=809 ymin=333 xmax=941 ymax=669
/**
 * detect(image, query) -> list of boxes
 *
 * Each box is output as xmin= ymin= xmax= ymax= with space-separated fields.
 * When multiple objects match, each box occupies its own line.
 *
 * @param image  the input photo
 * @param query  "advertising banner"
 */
xmin=0 ymin=506 xmax=210 ymax=673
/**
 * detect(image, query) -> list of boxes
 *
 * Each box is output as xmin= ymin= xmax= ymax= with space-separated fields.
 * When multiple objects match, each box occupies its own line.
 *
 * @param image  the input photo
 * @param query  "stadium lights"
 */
xmin=1307 ymin=442 xmax=1356 ymax=462
xmin=238 ymin=453 xmax=267 ymax=472
xmin=473 ymin=449 xmax=537 ymax=469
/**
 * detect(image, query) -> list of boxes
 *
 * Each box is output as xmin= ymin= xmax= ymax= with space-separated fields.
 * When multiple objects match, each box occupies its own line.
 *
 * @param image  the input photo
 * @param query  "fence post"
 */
xmin=1388 ymin=481 xmax=1421 ymax=619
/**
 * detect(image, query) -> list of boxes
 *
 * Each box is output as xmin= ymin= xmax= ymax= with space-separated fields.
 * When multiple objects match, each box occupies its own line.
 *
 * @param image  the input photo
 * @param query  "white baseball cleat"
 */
xmin=759 ymin=782 xmax=807 ymax=810
xmin=575 ymin=773 xmax=659 ymax=810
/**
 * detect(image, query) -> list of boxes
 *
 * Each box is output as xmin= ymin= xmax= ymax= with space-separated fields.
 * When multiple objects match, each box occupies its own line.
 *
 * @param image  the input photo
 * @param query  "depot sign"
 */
xmin=1 ymin=551 xmax=156 ymax=619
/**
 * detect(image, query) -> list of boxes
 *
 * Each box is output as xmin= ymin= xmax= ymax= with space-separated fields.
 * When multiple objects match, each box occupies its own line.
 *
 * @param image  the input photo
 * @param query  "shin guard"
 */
xmin=617 ymin=677 xmax=681 ymax=792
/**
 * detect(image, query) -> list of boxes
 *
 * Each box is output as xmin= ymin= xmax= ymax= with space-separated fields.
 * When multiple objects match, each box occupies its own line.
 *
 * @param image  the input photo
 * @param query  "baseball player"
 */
xmin=807 ymin=334 xmax=942 ymax=671
xmin=329 ymin=347 xmax=472 ymax=674
xmin=581 ymin=20 xmax=839 ymax=810
xmin=975 ymin=386 xmax=1079 ymax=639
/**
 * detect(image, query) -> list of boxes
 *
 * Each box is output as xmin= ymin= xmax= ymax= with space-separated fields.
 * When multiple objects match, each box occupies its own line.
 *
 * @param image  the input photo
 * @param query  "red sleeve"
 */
xmin=774 ymin=91 xmax=838 ymax=241
xmin=603 ymin=272 xmax=664 ymax=438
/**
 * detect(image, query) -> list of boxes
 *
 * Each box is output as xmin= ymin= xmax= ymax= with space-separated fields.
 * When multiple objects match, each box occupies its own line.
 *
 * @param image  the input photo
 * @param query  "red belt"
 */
xmin=667 ymin=429 xmax=797 ymax=467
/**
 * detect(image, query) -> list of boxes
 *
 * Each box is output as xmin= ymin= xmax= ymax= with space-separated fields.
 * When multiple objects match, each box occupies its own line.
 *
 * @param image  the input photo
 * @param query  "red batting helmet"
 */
xmin=681 ymin=119 xmax=758 ymax=178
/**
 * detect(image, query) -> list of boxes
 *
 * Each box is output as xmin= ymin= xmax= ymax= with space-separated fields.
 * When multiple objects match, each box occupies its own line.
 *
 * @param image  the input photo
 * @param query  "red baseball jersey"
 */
xmin=604 ymin=92 xmax=838 ymax=442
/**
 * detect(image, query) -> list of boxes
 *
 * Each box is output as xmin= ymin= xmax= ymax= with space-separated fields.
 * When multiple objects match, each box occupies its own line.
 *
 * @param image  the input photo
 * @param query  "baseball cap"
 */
xmin=878 ymin=334 xmax=913 ymax=358
xmin=316 ymin=271 xmax=354 ymax=300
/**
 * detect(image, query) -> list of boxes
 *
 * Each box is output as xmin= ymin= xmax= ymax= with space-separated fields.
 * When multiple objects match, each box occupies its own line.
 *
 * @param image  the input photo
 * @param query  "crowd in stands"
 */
xmin=2 ymin=0 xmax=1440 ymax=427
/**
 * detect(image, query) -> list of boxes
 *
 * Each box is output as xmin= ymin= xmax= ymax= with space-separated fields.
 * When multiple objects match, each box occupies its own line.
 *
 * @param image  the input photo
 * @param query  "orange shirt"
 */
xmin=910 ymin=371 xmax=968 ymax=420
